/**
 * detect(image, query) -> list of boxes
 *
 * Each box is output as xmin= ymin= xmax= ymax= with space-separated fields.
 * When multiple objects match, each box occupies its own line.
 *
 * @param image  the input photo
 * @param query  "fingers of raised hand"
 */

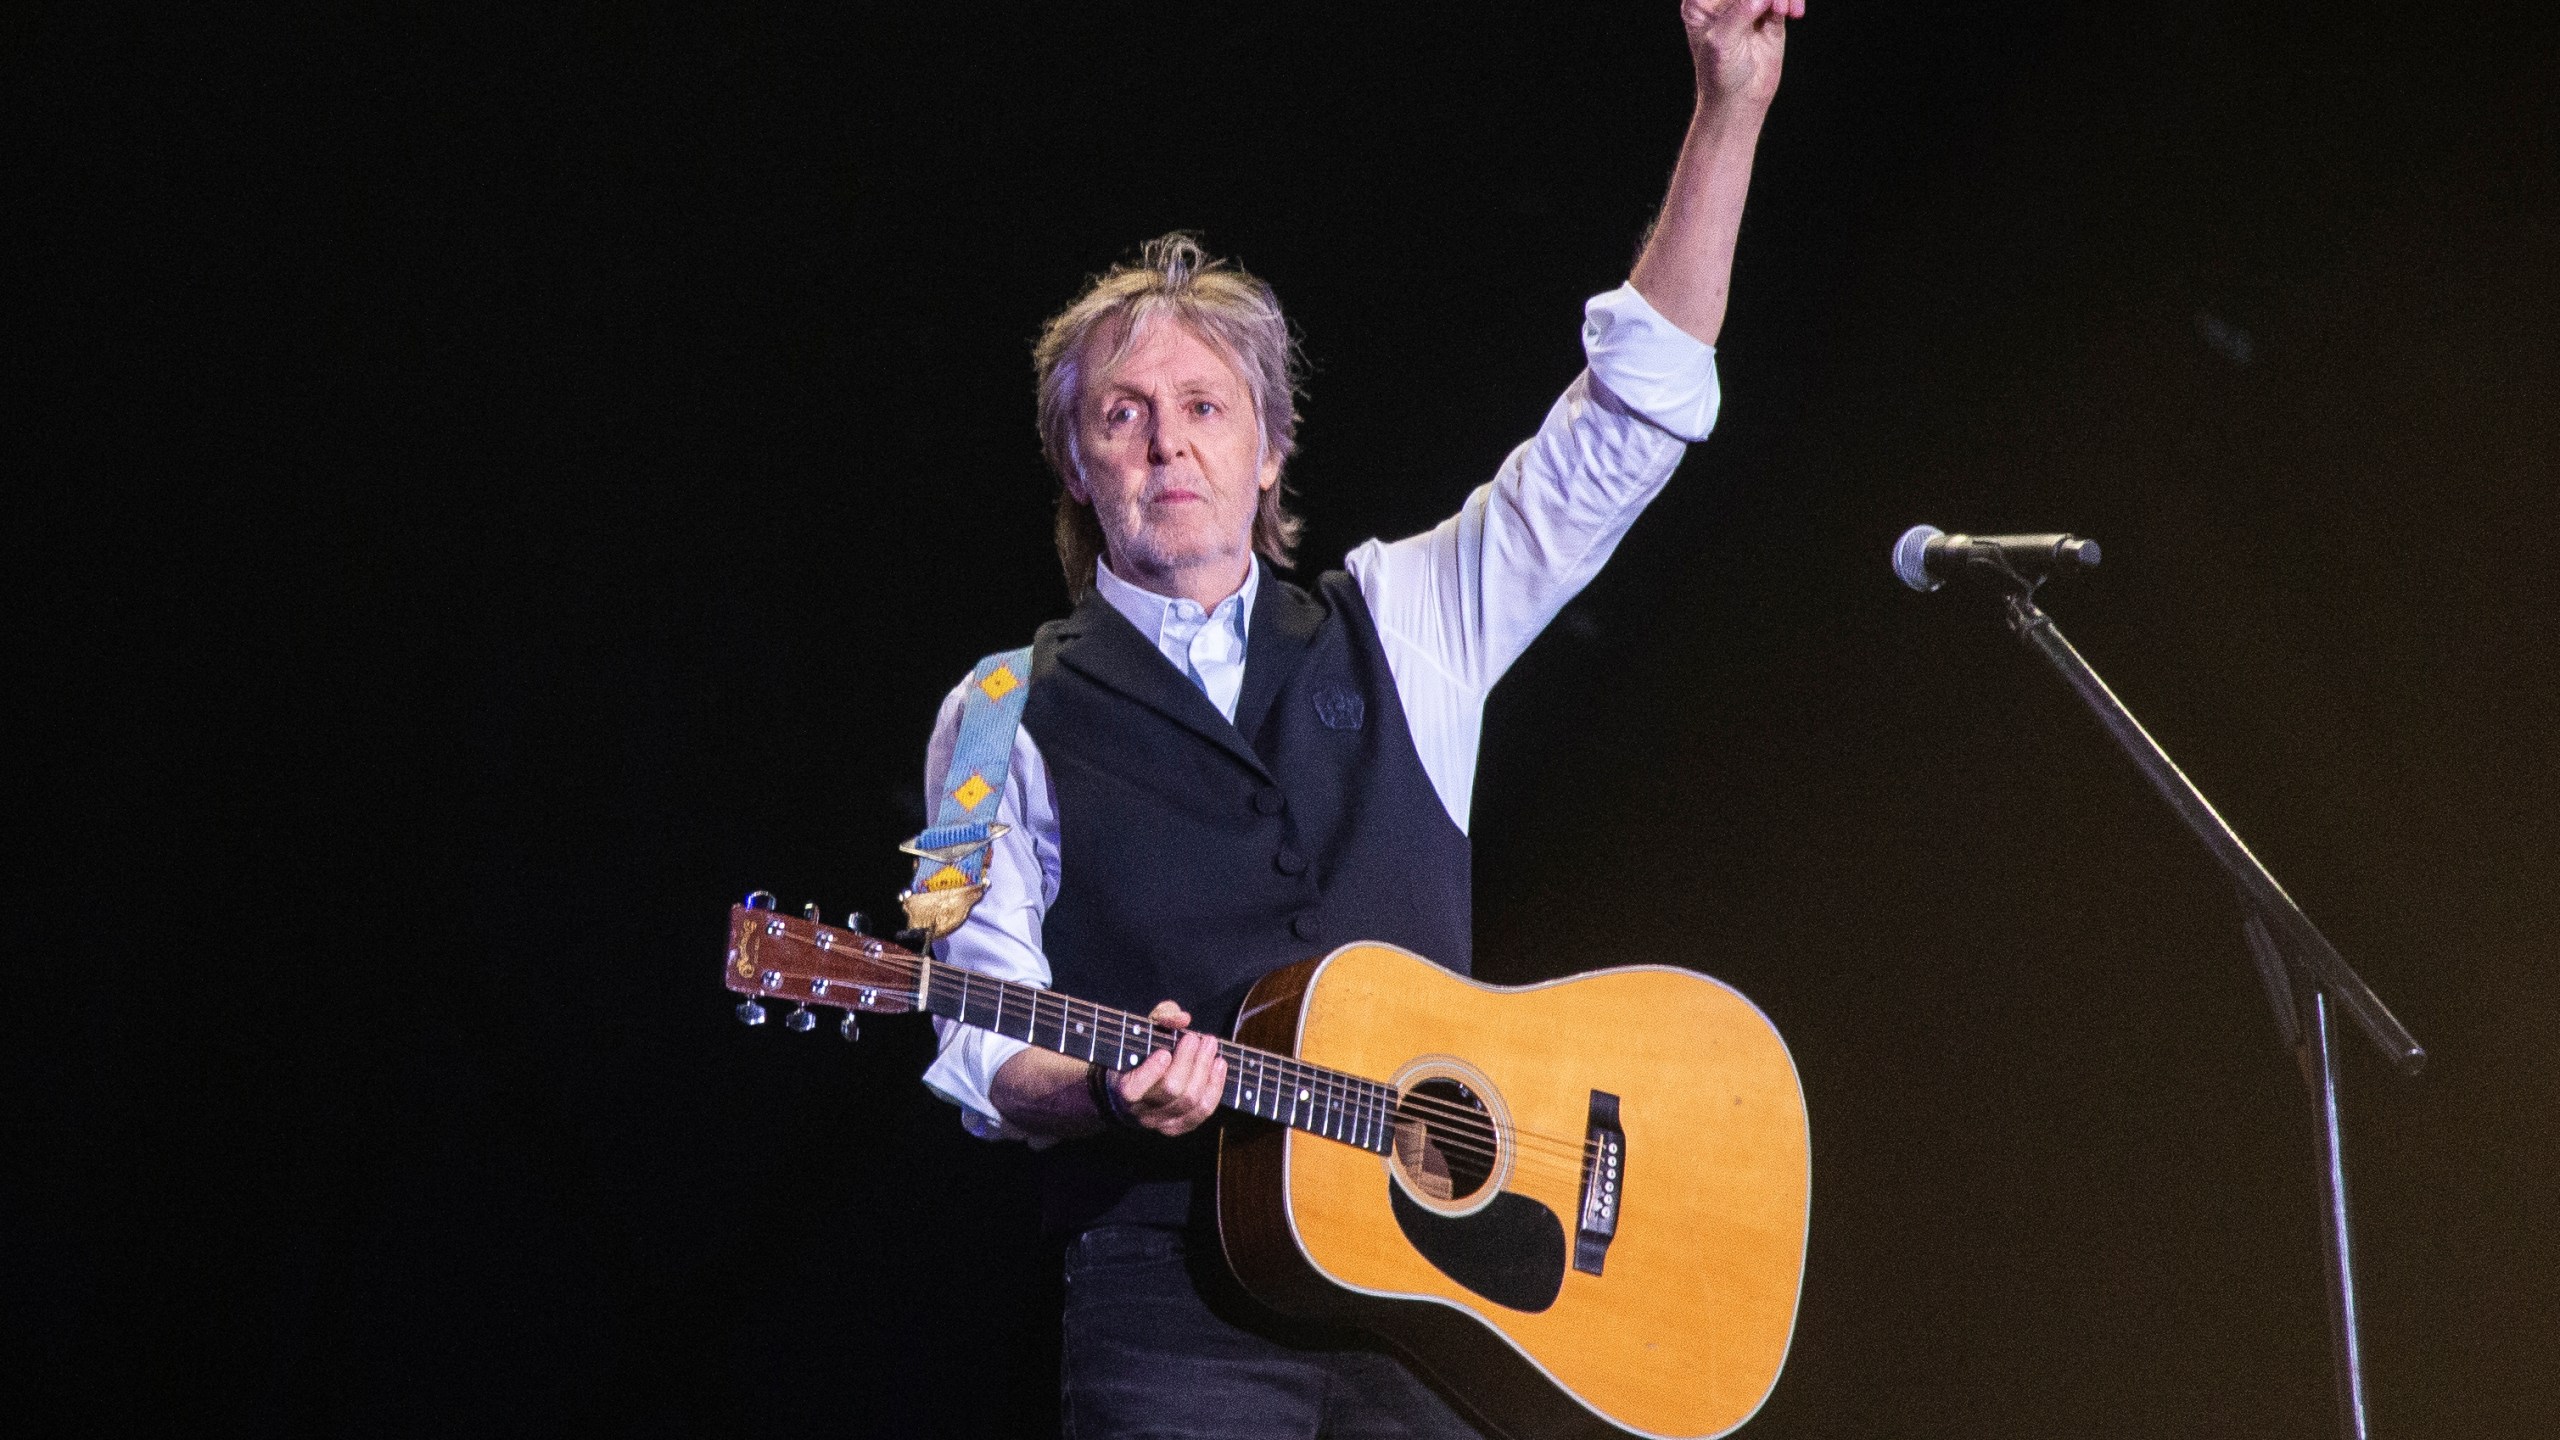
xmin=1682 ymin=0 xmax=1798 ymax=32
xmin=1147 ymin=999 xmax=1193 ymax=1029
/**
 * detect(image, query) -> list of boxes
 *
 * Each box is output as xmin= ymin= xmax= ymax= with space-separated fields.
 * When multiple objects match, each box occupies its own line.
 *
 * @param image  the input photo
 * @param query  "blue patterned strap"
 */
xmin=904 ymin=646 xmax=1035 ymax=898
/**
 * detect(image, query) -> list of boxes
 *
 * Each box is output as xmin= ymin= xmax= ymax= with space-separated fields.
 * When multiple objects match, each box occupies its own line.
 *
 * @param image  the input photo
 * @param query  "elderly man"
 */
xmin=917 ymin=3 xmax=1803 ymax=1434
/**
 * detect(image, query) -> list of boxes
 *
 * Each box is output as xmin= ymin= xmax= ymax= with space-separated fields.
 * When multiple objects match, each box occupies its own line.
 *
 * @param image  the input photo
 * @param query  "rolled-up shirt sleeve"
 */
xmin=1347 ymin=282 xmax=1719 ymax=833
xmin=1581 ymin=280 xmax=1722 ymax=442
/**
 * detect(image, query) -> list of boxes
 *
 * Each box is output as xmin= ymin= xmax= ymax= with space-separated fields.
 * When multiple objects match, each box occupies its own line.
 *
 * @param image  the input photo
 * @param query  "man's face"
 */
xmin=1067 ymin=318 xmax=1278 ymax=596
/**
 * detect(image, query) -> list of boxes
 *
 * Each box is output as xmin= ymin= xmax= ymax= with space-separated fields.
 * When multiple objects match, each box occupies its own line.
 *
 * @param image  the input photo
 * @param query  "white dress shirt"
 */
xmin=919 ymin=282 xmax=1720 ymax=1141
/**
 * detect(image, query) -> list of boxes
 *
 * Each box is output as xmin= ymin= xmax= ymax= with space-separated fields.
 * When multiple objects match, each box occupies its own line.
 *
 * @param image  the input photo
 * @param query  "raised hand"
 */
xmin=1681 ymin=0 xmax=1798 ymax=110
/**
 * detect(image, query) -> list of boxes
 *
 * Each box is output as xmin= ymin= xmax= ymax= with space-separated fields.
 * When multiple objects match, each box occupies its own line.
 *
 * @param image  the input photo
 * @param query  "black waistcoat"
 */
xmin=1021 ymin=563 xmax=1472 ymax=1234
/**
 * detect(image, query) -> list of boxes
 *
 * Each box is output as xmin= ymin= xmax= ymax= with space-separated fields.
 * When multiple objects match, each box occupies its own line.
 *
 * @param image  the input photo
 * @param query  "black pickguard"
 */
xmin=1388 ymin=1182 xmax=1566 ymax=1313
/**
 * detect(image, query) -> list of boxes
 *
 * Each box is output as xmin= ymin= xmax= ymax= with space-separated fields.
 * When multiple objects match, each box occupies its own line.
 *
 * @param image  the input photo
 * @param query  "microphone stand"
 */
xmin=1967 ymin=559 xmax=2424 ymax=1440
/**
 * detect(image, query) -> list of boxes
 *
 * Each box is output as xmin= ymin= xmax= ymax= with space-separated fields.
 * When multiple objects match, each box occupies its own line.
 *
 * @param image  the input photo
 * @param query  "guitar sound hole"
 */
xmin=1392 ymin=1077 xmax=1497 ymax=1204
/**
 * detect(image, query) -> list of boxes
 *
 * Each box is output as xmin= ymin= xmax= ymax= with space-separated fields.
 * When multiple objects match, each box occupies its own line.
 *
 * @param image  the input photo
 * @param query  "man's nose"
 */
xmin=1145 ymin=411 xmax=1187 ymax=466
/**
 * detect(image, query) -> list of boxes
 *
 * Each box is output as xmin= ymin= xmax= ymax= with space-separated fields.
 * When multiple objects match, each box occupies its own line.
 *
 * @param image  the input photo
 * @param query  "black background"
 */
xmin=15 ymin=2 xmax=2558 ymax=1435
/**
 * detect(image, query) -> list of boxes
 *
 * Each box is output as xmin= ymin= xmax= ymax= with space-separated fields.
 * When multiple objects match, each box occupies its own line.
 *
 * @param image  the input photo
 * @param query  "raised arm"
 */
xmin=1630 ymin=0 xmax=1798 ymax=347
xmin=1346 ymin=4 xmax=1797 ymax=833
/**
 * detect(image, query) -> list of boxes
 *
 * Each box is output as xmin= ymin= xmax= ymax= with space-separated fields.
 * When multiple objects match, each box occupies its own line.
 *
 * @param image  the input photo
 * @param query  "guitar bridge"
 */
xmin=1573 ymin=1090 xmax=1624 ymax=1276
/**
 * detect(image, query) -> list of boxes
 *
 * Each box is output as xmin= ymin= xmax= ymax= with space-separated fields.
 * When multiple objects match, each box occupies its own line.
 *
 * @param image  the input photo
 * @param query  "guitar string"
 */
xmin=773 ymin=942 xmax=1615 ymax=1165
xmin=790 ymin=973 xmax=1608 ymax=1184
xmin=838 ymin=979 xmax=1597 ymax=1178
xmin=848 ymin=985 xmax=1596 ymax=1181
xmin=787 ymin=943 xmax=1615 ymax=1161
xmin=766 ymin=947 xmax=1614 ymax=1172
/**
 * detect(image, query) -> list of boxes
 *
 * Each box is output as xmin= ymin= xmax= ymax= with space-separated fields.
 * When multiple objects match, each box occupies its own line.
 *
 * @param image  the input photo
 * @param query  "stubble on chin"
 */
xmin=1104 ymin=503 xmax=1249 ymax=587
xmin=1112 ymin=528 xmax=1233 ymax=582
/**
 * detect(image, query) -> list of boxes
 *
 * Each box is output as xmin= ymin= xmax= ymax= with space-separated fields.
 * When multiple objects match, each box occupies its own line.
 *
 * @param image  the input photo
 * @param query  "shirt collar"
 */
xmin=1093 ymin=556 xmax=1258 ymax=648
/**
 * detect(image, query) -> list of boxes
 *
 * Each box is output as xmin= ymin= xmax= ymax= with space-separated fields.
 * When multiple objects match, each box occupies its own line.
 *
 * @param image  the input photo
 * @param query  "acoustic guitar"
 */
xmin=722 ymin=895 xmax=1809 ymax=1439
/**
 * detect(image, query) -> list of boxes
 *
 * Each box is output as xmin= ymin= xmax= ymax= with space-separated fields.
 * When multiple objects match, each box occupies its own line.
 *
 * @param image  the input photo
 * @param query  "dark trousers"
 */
xmin=1060 ymin=1225 xmax=1488 ymax=1440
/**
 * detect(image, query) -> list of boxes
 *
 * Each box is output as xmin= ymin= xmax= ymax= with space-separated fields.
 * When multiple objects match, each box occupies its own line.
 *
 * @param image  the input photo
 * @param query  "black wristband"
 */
xmin=1088 ymin=1061 xmax=1143 ymax=1131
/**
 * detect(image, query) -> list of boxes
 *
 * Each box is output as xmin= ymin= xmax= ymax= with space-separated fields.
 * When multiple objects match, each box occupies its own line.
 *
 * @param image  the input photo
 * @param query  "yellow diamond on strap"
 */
xmin=924 ymin=864 xmax=971 ymax=892
xmin=951 ymin=771 xmax=994 ymax=811
xmin=977 ymin=664 xmax=1020 ymax=703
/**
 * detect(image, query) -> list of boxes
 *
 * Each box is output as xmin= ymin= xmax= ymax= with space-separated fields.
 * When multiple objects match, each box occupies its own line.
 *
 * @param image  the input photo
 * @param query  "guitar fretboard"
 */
xmin=920 ymin=958 xmax=1397 ymax=1154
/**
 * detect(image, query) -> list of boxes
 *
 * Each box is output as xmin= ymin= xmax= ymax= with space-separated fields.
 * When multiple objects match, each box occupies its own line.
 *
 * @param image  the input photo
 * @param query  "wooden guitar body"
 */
xmin=1220 ymin=944 xmax=1810 ymax=1440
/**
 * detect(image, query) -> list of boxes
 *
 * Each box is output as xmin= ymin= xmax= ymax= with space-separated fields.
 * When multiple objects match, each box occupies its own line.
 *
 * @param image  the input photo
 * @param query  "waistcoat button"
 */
xmin=1252 ymin=788 xmax=1285 ymax=815
xmin=1274 ymin=848 xmax=1306 ymax=876
xmin=1291 ymin=912 xmax=1322 ymax=942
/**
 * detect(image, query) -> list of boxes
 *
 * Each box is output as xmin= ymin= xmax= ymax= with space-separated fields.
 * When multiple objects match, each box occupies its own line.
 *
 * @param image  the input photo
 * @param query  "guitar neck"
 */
xmin=918 ymin=956 xmax=1396 ymax=1154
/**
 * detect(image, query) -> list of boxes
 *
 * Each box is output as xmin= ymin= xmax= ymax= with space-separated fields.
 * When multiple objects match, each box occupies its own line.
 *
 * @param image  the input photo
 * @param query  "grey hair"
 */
xmin=1033 ymin=232 xmax=1306 ymax=600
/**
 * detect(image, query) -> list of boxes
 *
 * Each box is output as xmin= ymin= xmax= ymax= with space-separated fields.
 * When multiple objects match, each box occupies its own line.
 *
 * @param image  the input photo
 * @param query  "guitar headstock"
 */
xmin=723 ymin=891 xmax=924 ymax=1037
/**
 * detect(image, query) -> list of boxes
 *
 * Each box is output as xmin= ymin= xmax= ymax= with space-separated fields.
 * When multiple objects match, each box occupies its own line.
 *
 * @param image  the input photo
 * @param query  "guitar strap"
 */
xmin=898 ymin=646 xmax=1035 ymax=932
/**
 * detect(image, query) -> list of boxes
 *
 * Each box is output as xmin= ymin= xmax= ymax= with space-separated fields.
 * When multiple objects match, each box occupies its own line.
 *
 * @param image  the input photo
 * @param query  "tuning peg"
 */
xmin=785 ymin=1005 xmax=817 ymax=1033
xmin=735 ymin=998 xmax=768 ymax=1026
xmin=840 ymin=1011 xmax=861 ymax=1042
xmin=802 ymin=902 xmax=822 ymax=922
xmin=845 ymin=910 xmax=870 ymax=936
xmin=744 ymin=891 xmax=777 ymax=911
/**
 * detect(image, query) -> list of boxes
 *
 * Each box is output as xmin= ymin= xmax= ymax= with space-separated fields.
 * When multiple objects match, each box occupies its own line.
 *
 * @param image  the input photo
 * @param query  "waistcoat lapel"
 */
xmin=1231 ymin=563 xmax=1327 ymax=745
xmin=1049 ymin=588 xmax=1273 ymax=782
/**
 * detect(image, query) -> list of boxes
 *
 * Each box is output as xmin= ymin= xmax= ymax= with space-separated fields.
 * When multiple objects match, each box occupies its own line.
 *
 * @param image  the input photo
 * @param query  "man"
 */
xmin=919 ymin=4 xmax=1801 ymax=1434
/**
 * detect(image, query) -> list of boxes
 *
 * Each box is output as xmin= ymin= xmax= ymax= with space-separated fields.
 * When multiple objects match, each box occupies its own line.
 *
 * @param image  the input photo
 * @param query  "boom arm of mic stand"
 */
xmin=1982 ymin=580 xmax=2416 ymax=1440
xmin=1996 ymin=590 xmax=2426 ymax=1074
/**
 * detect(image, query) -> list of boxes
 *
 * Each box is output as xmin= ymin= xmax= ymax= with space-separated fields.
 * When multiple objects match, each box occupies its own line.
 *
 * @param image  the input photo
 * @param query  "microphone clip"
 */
xmin=1893 ymin=525 xmax=2101 ymax=601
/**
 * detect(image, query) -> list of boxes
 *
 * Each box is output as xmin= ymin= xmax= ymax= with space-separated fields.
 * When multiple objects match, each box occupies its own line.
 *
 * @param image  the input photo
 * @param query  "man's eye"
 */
xmin=1105 ymin=405 xmax=1138 ymax=424
xmin=1191 ymin=400 xmax=1218 ymax=417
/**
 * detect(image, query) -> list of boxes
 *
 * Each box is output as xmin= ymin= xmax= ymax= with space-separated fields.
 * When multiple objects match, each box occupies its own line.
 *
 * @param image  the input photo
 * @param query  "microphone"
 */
xmin=1893 ymin=525 xmax=2102 ymax=593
